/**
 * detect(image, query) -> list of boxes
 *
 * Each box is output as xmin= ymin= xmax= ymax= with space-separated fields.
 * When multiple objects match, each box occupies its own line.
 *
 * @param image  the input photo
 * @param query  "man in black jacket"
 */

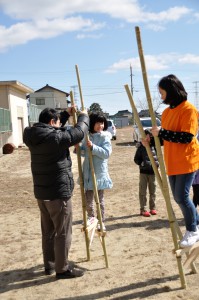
xmin=23 ymin=107 xmax=89 ymax=279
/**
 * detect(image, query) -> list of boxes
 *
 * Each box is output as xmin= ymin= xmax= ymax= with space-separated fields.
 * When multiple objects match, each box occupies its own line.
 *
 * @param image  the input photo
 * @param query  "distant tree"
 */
xmin=136 ymin=95 xmax=162 ymax=113
xmin=88 ymin=103 xmax=104 ymax=115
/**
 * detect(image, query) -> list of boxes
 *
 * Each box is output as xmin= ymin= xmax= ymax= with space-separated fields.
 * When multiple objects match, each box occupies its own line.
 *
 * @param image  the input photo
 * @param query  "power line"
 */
xmin=193 ymin=81 xmax=199 ymax=110
xmin=84 ymin=91 xmax=124 ymax=96
xmin=130 ymin=64 xmax=134 ymax=95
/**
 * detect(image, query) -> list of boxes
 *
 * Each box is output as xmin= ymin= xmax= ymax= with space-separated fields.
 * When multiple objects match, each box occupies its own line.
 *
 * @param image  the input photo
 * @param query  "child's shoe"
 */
xmin=150 ymin=209 xmax=157 ymax=215
xmin=140 ymin=211 xmax=150 ymax=217
xmin=97 ymin=222 xmax=106 ymax=231
xmin=82 ymin=216 xmax=97 ymax=227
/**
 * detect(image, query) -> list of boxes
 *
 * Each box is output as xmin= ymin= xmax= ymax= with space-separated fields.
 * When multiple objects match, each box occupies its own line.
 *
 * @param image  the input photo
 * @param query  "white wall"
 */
xmin=8 ymin=93 xmax=29 ymax=147
xmin=115 ymin=117 xmax=129 ymax=128
xmin=29 ymin=88 xmax=68 ymax=110
xmin=0 ymin=81 xmax=33 ymax=152
xmin=30 ymin=91 xmax=55 ymax=110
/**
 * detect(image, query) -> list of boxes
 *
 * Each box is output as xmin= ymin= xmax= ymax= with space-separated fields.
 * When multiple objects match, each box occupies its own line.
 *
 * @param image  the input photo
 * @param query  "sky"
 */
xmin=0 ymin=0 xmax=199 ymax=115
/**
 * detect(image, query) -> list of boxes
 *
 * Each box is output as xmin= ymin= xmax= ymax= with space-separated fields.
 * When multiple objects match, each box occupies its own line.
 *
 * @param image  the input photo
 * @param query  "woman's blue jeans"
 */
xmin=169 ymin=172 xmax=199 ymax=232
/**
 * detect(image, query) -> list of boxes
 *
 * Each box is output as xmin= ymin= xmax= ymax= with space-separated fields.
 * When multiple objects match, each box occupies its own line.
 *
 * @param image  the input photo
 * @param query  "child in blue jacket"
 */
xmin=81 ymin=112 xmax=113 ymax=231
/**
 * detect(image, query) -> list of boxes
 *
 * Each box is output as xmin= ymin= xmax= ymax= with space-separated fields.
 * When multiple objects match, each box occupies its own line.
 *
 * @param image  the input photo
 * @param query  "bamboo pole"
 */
xmin=70 ymin=91 xmax=90 ymax=261
xmin=135 ymin=26 xmax=175 ymax=221
xmin=125 ymin=85 xmax=162 ymax=189
xmin=75 ymin=64 xmax=109 ymax=268
xmin=134 ymin=26 xmax=182 ymax=232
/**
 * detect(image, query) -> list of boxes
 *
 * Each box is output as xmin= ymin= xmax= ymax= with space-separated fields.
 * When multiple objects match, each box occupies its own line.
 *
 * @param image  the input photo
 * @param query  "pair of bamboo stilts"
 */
xmin=124 ymin=26 xmax=198 ymax=289
xmin=70 ymin=65 xmax=109 ymax=268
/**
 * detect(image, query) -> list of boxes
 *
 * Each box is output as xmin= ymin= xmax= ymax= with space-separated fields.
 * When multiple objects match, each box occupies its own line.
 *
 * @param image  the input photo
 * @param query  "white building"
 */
xmin=0 ymin=80 xmax=33 ymax=154
xmin=29 ymin=84 xmax=70 ymax=111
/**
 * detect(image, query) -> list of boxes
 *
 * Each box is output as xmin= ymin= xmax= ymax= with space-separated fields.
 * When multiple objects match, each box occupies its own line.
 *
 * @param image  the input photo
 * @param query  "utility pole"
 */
xmin=70 ymin=85 xmax=79 ymax=108
xmin=130 ymin=64 xmax=135 ymax=124
xmin=193 ymin=81 xmax=199 ymax=111
xmin=130 ymin=64 xmax=134 ymax=96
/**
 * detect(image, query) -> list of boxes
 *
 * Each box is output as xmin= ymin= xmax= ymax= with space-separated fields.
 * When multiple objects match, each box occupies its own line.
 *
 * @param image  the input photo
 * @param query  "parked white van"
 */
xmin=107 ymin=119 xmax=117 ymax=140
xmin=132 ymin=117 xmax=161 ymax=142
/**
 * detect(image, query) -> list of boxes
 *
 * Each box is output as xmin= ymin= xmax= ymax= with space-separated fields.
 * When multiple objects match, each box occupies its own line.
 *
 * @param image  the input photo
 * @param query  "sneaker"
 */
xmin=97 ymin=222 xmax=106 ymax=231
xmin=180 ymin=230 xmax=199 ymax=248
xmin=150 ymin=210 xmax=157 ymax=215
xmin=82 ymin=217 xmax=96 ymax=227
xmin=140 ymin=211 xmax=150 ymax=217
xmin=56 ymin=268 xmax=84 ymax=279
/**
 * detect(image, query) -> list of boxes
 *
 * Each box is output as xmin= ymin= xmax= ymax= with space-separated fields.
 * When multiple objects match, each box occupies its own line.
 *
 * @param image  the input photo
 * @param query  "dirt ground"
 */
xmin=0 ymin=126 xmax=199 ymax=300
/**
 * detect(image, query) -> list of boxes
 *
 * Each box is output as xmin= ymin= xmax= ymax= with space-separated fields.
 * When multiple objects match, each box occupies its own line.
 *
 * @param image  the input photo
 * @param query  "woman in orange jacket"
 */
xmin=151 ymin=74 xmax=199 ymax=248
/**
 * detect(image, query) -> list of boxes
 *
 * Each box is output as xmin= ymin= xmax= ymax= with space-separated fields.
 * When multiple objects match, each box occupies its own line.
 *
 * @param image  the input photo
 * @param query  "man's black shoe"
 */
xmin=56 ymin=268 xmax=84 ymax=279
xmin=45 ymin=268 xmax=55 ymax=275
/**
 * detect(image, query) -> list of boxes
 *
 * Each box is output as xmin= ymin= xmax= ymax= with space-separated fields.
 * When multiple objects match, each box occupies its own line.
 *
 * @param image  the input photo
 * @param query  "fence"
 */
xmin=0 ymin=108 xmax=12 ymax=132
xmin=29 ymin=104 xmax=42 ymax=124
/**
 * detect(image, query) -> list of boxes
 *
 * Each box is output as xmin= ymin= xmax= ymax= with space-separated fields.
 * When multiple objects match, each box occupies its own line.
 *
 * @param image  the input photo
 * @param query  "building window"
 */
xmin=0 ymin=108 xmax=12 ymax=132
xmin=36 ymin=98 xmax=45 ymax=105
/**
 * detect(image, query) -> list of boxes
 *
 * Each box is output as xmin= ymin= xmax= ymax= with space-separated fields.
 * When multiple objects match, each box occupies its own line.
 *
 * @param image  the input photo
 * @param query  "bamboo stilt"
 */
xmin=124 ymin=26 xmax=198 ymax=288
xmin=134 ymin=26 xmax=178 ymax=226
xmin=175 ymin=241 xmax=199 ymax=269
xmin=70 ymin=91 xmax=90 ymax=261
xmin=134 ymin=26 xmax=197 ymax=277
xmin=75 ymin=64 xmax=109 ymax=268
xmin=124 ymin=84 xmax=187 ymax=288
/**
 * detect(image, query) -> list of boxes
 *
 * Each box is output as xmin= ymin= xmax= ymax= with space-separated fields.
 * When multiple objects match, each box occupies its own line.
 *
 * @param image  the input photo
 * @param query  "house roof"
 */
xmin=117 ymin=109 xmax=132 ymax=114
xmin=35 ymin=84 xmax=69 ymax=97
xmin=0 ymin=80 xmax=34 ymax=93
xmin=111 ymin=109 xmax=132 ymax=118
xmin=138 ymin=109 xmax=160 ymax=117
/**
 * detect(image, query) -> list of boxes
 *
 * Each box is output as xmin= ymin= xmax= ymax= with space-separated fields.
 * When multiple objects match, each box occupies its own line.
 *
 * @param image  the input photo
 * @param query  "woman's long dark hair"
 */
xmin=89 ymin=112 xmax=108 ymax=133
xmin=158 ymin=74 xmax=187 ymax=106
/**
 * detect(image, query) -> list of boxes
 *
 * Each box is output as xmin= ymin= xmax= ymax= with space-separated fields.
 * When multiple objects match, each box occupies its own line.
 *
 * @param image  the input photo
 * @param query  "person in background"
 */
xmin=192 ymin=132 xmax=199 ymax=208
xmin=134 ymin=129 xmax=159 ymax=217
xmin=23 ymin=107 xmax=89 ymax=279
xmin=80 ymin=112 xmax=113 ymax=231
xmin=150 ymin=74 xmax=199 ymax=248
xmin=192 ymin=170 xmax=199 ymax=208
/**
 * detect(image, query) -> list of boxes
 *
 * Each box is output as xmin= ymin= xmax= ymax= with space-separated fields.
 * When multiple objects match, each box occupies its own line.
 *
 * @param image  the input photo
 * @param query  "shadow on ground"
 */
xmin=55 ymin=275 xmax=181 ymax=300
xmin=115 ymin=141 xmax=135 ymax=147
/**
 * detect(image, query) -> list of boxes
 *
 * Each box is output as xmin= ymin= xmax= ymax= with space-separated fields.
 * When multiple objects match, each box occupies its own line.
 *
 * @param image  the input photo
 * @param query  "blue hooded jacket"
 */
xmin=81 ymin=131 xmax=113 ymax=190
